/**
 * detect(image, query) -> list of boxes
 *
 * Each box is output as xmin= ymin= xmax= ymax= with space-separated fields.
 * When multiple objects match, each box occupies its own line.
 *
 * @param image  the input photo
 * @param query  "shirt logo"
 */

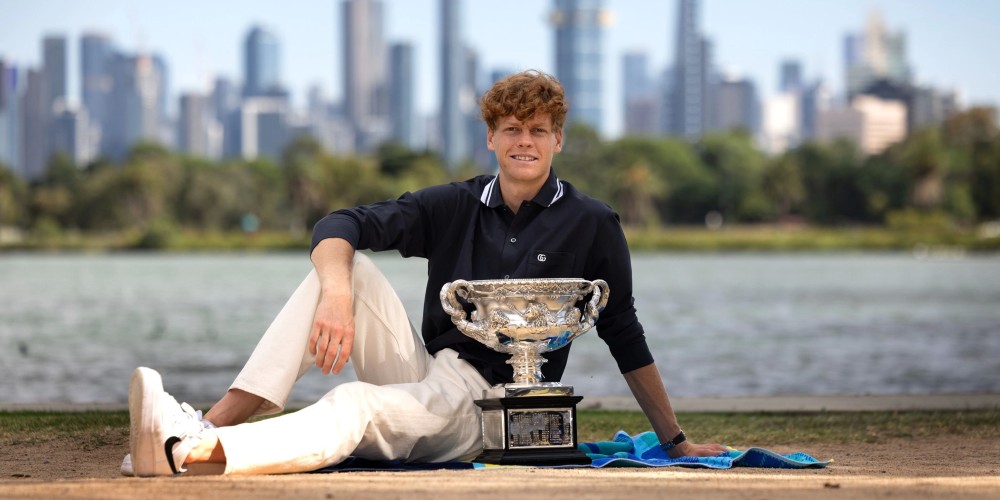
xmin=537 ymin=254 xmax=547 ymax=262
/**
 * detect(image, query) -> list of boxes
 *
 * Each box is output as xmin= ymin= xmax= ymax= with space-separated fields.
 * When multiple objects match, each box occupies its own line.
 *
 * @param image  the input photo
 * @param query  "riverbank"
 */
xmin=3 ymin=407 xmax=999 ymax=498
xmin=3 ymin=223 xmax=999 ymax=252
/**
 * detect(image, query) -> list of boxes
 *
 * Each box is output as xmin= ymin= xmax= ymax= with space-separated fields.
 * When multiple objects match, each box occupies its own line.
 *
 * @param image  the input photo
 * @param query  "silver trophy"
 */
xmin=440 ymin=278 xmax=609 ymax=465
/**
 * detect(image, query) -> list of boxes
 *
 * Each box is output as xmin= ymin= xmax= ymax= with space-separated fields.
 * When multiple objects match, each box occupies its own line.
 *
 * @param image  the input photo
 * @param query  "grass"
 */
xmin=3 ymin=409 xmax=998 ymax=451
xmin=577 ymin=409 xmax=1000 ymax=445
xmin=4 ymin=225 xmax=999 ymax=252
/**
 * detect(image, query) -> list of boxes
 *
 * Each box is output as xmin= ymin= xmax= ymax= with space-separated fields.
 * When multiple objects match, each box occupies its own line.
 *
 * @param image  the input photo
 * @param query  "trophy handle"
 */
xmin=581 ymin=279 xmax=610 ymax=328
xmin=440 ymin=280 xmax=498 ymax=349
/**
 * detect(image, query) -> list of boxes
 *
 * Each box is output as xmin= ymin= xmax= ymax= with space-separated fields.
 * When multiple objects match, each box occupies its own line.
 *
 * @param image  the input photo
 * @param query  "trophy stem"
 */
xmin=508 ymin=347 xmax=546 ymax=386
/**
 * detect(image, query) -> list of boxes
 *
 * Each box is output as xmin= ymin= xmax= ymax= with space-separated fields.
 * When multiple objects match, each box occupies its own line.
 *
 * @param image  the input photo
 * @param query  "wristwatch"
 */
xmin=659 ymin=430 xmax=687 ymax=453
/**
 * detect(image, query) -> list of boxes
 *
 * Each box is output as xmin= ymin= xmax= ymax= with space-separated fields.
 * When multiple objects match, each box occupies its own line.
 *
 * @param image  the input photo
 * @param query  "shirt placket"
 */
xmin=498 ymin=202 xmax=538 ymax=279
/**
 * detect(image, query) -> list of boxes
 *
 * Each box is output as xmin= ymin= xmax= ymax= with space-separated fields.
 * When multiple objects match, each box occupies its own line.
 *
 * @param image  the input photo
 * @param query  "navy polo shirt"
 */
xmin=311 ymin=169 xmax=654 ymax=386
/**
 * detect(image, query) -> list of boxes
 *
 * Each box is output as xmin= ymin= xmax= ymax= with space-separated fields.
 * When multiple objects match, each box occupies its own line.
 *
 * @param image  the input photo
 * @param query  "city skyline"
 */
xmin=2 ymin=0 xmax=999 ymax=138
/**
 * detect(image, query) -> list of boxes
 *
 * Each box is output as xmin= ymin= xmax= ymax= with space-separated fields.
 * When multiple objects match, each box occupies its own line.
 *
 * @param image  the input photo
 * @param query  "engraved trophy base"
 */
xmin=473 ymin=394 xmax=591 ymax=466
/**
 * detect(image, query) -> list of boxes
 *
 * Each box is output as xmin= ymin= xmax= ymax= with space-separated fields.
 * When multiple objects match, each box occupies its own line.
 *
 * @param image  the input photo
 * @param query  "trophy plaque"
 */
xmin=440 ymin=278 xmax=609 ymax=465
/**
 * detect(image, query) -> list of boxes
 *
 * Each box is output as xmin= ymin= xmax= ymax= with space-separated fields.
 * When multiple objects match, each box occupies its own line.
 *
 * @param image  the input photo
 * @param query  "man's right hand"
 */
xmin=309 ymin=238 xmax=358 ymax=375
xmin=309 ymin=290 xmax=355 ymax=375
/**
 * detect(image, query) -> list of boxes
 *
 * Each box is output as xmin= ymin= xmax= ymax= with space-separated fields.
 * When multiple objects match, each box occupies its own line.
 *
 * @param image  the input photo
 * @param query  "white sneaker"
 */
xmin=129 ymin=367 xmax=208 ymax=477
xmin=120 ymin=409 xmax=214 ymax=476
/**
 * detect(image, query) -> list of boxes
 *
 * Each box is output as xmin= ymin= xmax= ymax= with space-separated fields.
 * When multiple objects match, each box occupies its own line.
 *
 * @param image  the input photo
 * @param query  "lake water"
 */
xmin=1 ymin=251 xmax=999 ymax=404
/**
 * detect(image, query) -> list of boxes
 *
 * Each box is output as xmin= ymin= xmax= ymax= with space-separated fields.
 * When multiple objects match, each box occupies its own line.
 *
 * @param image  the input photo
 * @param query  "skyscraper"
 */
xmin=20 ymin=69 xmax=49 ymax=180
xmin=243 ymin=25 xmax=281 ymax=98
xmin=844 ymin=11 xmax=912 ymax=97
xmin=42 ymin=35 xmax=67 ymax=107
xmin=551 ymin=0 xmax=607 ymax=132
xmin=622 ymin=51 xmax=658 ymax=136
xmin=714 ymin=76 xmax=759 ymax=136
xmin=105 ymin=53 xmax=166 ymax=161
xmin=81 ymin=32 xmax=115 ymax=154
xmin=440 ymin=0 xmax=467 ymax=169
xmin=0 ymin=61 xmax=22 ymax=172
xmin=342 ymin=0 xmax=388 ymax=152
xmin=780 ymin=60 xmax=802 ymax=93
xmin=389 ymin=42 xmax=415 ymax=148
xmin=668 ymin=0 xmax=711 ymax=141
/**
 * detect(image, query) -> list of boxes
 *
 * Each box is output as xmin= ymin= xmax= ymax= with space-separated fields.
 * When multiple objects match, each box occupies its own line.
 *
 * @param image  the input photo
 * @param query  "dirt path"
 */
xmin=3 ymin=437 xmax=998 ymax=499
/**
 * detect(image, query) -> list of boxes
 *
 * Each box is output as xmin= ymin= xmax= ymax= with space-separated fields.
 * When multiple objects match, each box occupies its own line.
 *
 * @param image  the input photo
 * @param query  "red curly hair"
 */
xmin=479 ymin=70 xmax=568 ymax=131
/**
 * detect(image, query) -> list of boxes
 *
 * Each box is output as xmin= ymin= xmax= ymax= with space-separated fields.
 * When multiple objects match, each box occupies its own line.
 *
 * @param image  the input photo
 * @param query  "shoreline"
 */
xmin=5 ymin=392 xmax=999 ymax=413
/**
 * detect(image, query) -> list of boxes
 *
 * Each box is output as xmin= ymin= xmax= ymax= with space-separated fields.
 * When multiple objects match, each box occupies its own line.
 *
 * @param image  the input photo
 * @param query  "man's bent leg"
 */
xmin=224 ymin=253 xmax=429 ymax=417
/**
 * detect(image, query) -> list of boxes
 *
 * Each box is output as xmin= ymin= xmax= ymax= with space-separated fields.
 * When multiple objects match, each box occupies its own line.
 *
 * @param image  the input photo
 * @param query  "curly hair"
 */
xmin=479 ymin=70 xmax=568 ymax=131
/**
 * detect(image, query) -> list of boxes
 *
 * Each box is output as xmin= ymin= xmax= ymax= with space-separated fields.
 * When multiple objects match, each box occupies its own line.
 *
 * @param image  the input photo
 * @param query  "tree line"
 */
xmin=1 ymin=107 xmax=997 ymax=243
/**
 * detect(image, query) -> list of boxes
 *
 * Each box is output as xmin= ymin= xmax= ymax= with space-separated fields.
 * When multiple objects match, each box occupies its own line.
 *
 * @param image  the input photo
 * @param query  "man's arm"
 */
xmin=309 ymin=237 xmax=357 ymax=375
xmin=623 ymin=363 xmax=727 ymax=458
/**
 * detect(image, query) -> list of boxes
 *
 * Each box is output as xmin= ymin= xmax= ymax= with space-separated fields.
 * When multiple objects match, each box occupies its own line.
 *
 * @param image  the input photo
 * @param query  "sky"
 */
xmin=1 ymin=0 xmax=999 ymax=138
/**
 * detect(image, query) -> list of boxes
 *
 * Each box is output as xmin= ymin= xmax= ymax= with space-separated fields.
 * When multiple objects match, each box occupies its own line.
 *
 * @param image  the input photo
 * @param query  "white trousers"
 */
xmin=212 ymin=253 xmax=490 ymax=475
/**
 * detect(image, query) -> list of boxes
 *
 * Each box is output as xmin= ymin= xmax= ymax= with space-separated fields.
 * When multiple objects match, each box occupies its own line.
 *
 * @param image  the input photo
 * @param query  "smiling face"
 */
xmin=487 ymin=113 xmax=563 ymax=187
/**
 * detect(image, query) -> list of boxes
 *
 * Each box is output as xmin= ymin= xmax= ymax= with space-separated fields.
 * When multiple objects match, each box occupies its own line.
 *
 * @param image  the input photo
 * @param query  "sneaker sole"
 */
xmin=129 ymin=367 xmax=170 ymax=477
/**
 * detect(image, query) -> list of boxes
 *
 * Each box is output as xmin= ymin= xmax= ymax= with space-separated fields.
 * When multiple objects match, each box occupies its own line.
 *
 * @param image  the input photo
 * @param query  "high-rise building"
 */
xmin=178 ymin=93 xmax=216 ymax=158
xmin=20 ymin=69 xmax=49 ymax=180
xmin=389 ymin=42 xmax=415 ymax=148
xmin=80 ymin=32 xmax=115 ymax=155
xmin=844 ymin=11 xmax=912 ymax=97
xmin=551 ymin=0 xmax=608 ymax=132
xmin=762 ymin=92 xmax=800 ymax=154
xmin=342 ymin=0 xmax=388 ymax=152
xmin=440 ymin=0 xmax=467 ymax=169
xmin=622 ymin=51 xmax=658 ymax=136
xmin=211 ymin=77 xmax=243 ymax=158
xmin=42 ymin=35 xmax=67 ymax=108
xmin=240 ymin=96 xmax=289 ymax=160
xmin=668 ymin=0 xmax=711 ymax=140
xmin=0 ymin=61 xmax=22 ymax=171
xmin=243 ymin=25 xmax=281 ymax=98
xmin=105 ymin=53 xmax=166 ymax=161
xmin=852 ymin=95 xmax=907 ymax=155
xmin=817 ymin=95 xmax=906 ymax=155
xmin=714 ymin=75 xmax=759 ymax=136
xmin=50 ymin=102 xmax=95 ymax=165
xmin=780 ymin=60 xmax=802 ymax=93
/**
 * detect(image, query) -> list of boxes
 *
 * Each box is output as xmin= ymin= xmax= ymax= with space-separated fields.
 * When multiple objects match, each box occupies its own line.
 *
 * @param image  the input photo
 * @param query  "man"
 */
xmin=128 ymin=70 xmax=725 ymax=476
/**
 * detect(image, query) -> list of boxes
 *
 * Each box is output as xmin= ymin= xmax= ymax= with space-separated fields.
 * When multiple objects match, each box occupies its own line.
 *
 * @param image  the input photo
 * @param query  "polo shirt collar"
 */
xmin=480 ymin=169 xmax=565 ymax=208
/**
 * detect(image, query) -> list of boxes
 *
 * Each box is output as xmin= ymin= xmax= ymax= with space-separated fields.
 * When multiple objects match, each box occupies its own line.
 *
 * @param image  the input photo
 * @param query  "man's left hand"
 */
xmin=668 ymin=440 xmax=728 ymax=458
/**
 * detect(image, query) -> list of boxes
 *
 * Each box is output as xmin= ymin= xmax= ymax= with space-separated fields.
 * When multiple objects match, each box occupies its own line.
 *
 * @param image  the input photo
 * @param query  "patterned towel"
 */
xmin=572 ymin=430 xmax=830 ymax=469
xmin=314 ymin=430 xmax=830 ymax=472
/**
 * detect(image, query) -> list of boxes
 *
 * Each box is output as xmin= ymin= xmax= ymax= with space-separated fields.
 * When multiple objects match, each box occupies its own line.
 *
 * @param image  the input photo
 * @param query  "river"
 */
xmin=1 ymin=251 xmax=998 ymax=403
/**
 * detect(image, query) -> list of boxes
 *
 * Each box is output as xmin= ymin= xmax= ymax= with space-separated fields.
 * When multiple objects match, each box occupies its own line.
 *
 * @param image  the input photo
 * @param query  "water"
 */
xmin=2 ymin=251 xmax=998 ymax=404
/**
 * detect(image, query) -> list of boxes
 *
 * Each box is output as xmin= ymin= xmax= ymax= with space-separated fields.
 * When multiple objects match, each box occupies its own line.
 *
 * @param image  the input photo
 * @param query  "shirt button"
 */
xmin=504 ymin=274 xmax=510 ymax=279
xmin=510 ymin=237 xmax=517 ymax=243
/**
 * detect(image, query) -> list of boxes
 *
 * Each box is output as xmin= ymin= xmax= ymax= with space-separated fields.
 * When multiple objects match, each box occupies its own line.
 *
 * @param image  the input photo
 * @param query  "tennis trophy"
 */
xmin=440 ymin=278 xmax=609 ymax=465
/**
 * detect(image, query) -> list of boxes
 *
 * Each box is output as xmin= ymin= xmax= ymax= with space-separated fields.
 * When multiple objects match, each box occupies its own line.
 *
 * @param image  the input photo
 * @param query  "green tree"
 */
xmin=698 ymin=131 xmax=771 ymax=222
xmin=762 ymin=153 xmax=806 ymax=219
xmin=793 ymin=140 xmax=870 ymax=224
xmin=0 ymin=162 xmax=27 ymax=227
xmin=942 ymin=107 xmax=1000 ymax=220
xmin=553 ymin=122 xmax=608 ymax=201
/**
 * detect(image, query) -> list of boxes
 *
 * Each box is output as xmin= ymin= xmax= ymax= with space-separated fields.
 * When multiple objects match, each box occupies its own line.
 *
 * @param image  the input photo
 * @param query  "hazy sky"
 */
xmin=2 ymin=0 xmax=998 ymax=137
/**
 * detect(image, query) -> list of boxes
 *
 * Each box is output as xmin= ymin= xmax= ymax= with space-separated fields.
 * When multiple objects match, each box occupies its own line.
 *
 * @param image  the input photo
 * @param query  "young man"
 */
xmin=128 ymin=70 xmax=725 ymax=476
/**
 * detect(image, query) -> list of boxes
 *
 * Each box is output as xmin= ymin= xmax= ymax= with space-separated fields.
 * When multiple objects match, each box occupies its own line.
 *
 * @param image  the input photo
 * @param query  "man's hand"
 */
xmin=309 ymin=291 xmax=355 ymax=374
xmin=668 ymin=440 xmax=728 ymax=459
xmin=309 ymin=237 xmax=358 ymax=375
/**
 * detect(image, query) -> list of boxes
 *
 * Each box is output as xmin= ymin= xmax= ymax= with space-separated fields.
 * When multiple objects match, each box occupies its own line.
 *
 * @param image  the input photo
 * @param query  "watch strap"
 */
xmin=659 ymin=430 xmax=687 ymax=453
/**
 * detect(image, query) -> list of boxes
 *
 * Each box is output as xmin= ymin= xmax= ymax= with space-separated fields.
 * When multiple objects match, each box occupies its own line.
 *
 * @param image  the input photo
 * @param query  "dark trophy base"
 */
xmin=474 ymin=395 xmax=591 ymax=466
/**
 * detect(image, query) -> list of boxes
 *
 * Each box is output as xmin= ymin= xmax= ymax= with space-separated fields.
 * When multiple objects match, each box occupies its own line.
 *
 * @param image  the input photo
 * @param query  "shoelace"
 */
xmin=167 ymin=398 xmax=207 ymax=441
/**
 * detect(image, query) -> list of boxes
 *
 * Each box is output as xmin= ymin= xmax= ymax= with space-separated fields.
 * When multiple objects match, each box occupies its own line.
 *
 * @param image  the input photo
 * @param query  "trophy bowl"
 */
xmin=440 ymin=278 xmax=609 ymax=386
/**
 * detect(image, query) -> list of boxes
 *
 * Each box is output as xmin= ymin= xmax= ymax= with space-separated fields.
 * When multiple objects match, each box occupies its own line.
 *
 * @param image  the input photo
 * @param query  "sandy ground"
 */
xmin=3 ymin=434 xmax=999 ymax=499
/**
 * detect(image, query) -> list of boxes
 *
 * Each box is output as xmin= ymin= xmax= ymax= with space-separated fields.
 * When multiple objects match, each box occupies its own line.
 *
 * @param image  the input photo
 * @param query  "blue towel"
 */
xmin=314 ymin=430 xmax=830 ymax=472
xmin=572 ymin=430 xmax=830 ymax=469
